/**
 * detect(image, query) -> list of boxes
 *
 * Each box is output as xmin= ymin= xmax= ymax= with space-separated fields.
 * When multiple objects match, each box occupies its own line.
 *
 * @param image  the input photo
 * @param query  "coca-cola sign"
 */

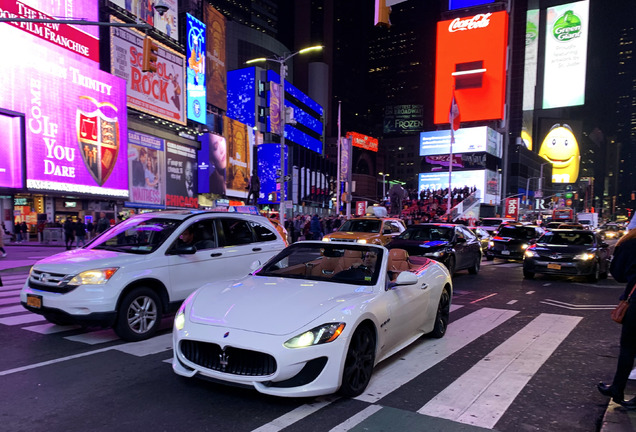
xmin=449 ymin=13 xmax=492 ymax=32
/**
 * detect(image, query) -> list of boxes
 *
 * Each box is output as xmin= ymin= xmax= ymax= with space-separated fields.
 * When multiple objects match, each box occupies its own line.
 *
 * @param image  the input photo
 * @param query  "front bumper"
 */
xmin=172 ymin=320 xmax=350 ymax=397
xmin=523 ymin=258 xmax=597 ymax=276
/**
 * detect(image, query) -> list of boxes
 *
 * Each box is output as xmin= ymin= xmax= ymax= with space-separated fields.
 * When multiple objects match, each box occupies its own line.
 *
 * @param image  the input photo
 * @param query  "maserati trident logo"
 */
xmin=219 ymin=350 xmax=230 ymax=371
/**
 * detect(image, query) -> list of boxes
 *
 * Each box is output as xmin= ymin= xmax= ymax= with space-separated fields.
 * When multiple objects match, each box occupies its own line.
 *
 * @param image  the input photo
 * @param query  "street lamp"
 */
xmin=379 ymin=172 xmax=389 ymax=201
xmin=246 ymin=45 xmax=323 ymax=231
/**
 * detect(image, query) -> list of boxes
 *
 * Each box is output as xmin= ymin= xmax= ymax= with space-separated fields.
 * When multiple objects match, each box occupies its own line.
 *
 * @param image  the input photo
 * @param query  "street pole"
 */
xmin=279 ymin=60 xmax=287 ymax=231
xmin=336 ymin=102 xmax=341 ymax=216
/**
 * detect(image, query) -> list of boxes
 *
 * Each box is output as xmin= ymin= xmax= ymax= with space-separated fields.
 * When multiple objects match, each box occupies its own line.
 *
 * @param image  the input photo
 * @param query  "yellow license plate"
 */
xmin=547 ymin=263 xmax=561 ymax=270
xmin=26 ymin=294 xmax=42 ymax=309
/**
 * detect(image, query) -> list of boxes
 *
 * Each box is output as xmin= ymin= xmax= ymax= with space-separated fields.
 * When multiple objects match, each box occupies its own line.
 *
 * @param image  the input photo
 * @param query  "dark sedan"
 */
xmin=522 ymin=229 xmax=610 ymax=282
xmin=485 ymin=224 xmax=545 ymax=261
xmin=387 ymin=223 xmax=482 ymax=276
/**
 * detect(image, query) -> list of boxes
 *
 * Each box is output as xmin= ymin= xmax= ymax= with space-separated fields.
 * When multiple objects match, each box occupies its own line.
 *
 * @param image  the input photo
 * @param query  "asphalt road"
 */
xmin=0 ymin=244 xmax=624 ymax=432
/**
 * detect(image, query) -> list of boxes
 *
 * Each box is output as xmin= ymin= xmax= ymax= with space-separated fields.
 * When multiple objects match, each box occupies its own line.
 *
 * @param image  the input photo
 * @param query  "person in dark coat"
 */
xmin=63 ymin=219 xmax=75 ymax=250
xmin=74 ymin=219 xmax=87 ymax=248
xmin=597 ymin=228 xmax=636 ymax=408
xmin=20 ymin=222 xmax=28 ymax=242
xmin=309 ymin=214 xmax=323 ymax=241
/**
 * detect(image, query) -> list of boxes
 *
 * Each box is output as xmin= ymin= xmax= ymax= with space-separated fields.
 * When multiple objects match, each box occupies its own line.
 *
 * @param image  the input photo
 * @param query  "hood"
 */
xmin=390 ymin=239 xmax=450 ymax=252
xmin=32 ymin=248 xmax=147 ymax=274
xmin=532 ymin=244 xmax=592 ymax=254
xmin=188 ymin=276 xmax=375 ymax=335
xmin=327 ymin=232 xmax=378 ymax=241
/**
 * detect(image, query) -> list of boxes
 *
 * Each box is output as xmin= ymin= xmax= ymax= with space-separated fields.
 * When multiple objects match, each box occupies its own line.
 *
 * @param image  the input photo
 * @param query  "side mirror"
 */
xmin=168 ymin=245 xmax=197 ymax=255
xmin=394 ymin=271 xmax=418 ymax=286
xmin=250 ymin=260 xmax=262 ymax=272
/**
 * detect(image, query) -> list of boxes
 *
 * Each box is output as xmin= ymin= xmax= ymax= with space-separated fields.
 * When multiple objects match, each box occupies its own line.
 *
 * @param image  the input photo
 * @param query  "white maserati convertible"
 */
xmin=172 ymin=241 xmax=452 ymax=398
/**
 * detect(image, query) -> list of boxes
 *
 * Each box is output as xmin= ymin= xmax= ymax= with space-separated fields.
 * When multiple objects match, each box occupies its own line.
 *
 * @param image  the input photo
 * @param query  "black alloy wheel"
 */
xmin=430 ymin=284 xmax=451 ymax=338
xmin=445 ymin=256 xmax=456 ymax=276
xmin=468 ymin=255 xmax=481 ymax=275
xmin=339 ymin=325 xmax=376 ymax=397
xmin=587 ymin=262 xmax=600 ymax=283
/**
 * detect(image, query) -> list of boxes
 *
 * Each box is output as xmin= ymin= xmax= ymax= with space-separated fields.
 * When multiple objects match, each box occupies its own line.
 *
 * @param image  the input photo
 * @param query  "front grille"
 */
xmin=329 ymin=238 xmax=357 ymax=243
xmin=180 ymin=340 xmax=277 ymax=376
xmin=28 ymin=270 xmax=76 ymax=294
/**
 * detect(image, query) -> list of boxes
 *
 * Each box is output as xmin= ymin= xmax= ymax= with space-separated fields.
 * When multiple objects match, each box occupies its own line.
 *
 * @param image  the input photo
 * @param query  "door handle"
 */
xmin=421 ymin=283 xmax=428 ymax=290
xmin=252 ymin=247 xmax=262 ymax=252
xmin=210 ymin=253 xmax=222 ymax=257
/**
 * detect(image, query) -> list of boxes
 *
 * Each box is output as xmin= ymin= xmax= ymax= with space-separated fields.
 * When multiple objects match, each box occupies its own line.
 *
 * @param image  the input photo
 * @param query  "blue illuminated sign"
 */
xmin=449 ymin=0 xmax=494 ymax=10
xmin=227 ymin=67 xmax=256 ymax=127
xmin=186 ymin=14 xmax=206 ymax=124
xmin=257 ymin=143 xmax=288 ymax=204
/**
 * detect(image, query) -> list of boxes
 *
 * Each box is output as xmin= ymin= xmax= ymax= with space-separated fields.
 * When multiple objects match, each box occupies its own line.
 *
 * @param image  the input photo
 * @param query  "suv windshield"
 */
xmin=498 ymin=226 xmax=537 ymax=239
xmin=339 ymin=219 xmax=382 ymax=233
xmin=539 ymin=231 xmax=594 ymax=246
xmin=87 ymin=216 xmax=181 ymax=254
xmin=398 ymin=226 xmax=453 ymax=241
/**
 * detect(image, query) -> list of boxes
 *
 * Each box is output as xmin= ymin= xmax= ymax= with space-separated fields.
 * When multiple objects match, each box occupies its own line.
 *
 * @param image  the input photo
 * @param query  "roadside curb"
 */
xmin=600 ymin=382 xmax=636 ymax=431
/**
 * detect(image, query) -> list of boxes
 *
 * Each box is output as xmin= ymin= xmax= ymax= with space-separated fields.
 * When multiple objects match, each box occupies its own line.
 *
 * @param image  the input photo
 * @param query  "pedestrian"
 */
xmin=309 ymin=214 xmax=323 ymax=241
xmin=14 ymin=221 xmax=22 ymax=243
xmin=597 ymin=228 xmax=636 ymax=409
xmin=96 ymin=212 xmax=110 ymax=234
xmin=86 ymin=220 xmax=94 ymax=240
xmin=20 ymin=221 xmax=28 ymax=242
xmin=74 ymin=219 xmax=87 ymax=248
xmin=63 ymin=219 xmax=75 ymax=250
xmin=0 ymin=226 xmax=7 ymax=257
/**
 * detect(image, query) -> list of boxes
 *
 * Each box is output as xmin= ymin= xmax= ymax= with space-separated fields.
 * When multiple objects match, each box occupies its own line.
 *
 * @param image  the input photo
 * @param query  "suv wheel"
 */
xmin=115 ymin=287 xmax=162 ymax=341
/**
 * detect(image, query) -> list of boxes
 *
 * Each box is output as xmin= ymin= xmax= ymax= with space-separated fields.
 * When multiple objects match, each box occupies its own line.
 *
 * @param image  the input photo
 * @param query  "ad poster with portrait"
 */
xmin=204 ymin=3 xmax=227 ymax=111
xmin=166 ymin=141 xmax=198 ymax=208
xmin=197 ymin=133 xmax=228 ymax=201
xmin=110 ymin=0 xmax=179 ymax=41
xmin=225 ymin=117 xmax=252 ymax=198
xmin=127 ymin=131 xmax=165 ymax=208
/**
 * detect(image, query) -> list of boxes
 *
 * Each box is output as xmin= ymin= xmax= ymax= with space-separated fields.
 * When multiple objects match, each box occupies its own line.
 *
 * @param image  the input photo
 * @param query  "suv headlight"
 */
xmin=525 ymin=250 xmax=539 ymax=258
xmin=66 ymin=268 xmax=119 ymax=285
xmin=284 ymin=323 xmax=346 ymax=348
xmin=575 ymin=252 xmax=595 ymax=261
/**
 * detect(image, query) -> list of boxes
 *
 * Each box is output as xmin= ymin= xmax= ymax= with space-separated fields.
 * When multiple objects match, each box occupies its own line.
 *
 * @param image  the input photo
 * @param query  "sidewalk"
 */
xmin=0 ymin=241 xmax=68 ymax=273
xmin=600 ymin=380 xmax=636 ymax=431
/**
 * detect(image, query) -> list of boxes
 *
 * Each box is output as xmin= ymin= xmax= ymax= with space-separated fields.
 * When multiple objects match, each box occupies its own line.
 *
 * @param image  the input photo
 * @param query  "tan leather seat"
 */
xmin=309 ymin=256 xmax=340 ymax=276
xmin=388 ymin=248 xmax=411 ymax=272
xmin=334 ymin=249 xmax=363 ymax=273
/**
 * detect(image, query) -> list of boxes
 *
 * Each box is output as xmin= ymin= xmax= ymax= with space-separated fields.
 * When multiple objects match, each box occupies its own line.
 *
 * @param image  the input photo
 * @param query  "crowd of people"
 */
xmin=398 ymin=186 xmax=478 ymax=223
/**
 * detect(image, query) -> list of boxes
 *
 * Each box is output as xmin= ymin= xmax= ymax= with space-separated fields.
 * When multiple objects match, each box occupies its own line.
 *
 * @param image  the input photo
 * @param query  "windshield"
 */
xmin=539 ymin=231 xmax=594 ymax=246
xmin=498 ymin=226 xmax=537 ymax=239
xmin=256 ymin=243 xmax=383 ymax=286
xmin=87 ymin=216 xmax=181 ymax=254
xmin=481 ymin=219 xmax=504 ymax=227
xmin=339 ymin=219 xmax=382 ymax=233
xmin=398 ymin=226 xmax=453 ymax=241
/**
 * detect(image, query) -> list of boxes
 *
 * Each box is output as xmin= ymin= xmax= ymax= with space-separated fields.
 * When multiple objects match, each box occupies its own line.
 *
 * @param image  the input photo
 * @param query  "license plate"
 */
xmin=547 ymin=263 xmax=561 ymax=270
xmin=26 ymin=294 xmax=42 ymax=309
xmin=502 ymin=250 xmax=510 ymax=255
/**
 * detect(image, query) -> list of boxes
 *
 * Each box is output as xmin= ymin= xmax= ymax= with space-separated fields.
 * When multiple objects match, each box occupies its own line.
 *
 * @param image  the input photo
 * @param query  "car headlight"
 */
xmin=575 ymin=252 xmax=595 ymax=261
xmin=488 ymin=241 xmax=494 ymax=248
xmin=322 ymin=237 xmax=330 ymax=242
xmin=174 ymin=304 xmax=186 ymax=331
xmin=521 ymin=244 xmax=529 ymax=250
xmin=284 ymin=322 xmax=346 ymax=349
xmin=356 ymin=239 xmax=367 ymax=244
xmin=525 ymin=250 xmax=539 ymax=258
xmin=66 ymin=268 xmax=119 ymax=285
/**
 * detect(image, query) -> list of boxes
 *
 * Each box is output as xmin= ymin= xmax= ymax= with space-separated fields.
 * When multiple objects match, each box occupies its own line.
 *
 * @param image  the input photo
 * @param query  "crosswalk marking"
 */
xmin=114 ymin=333 xmax=172 ymax=357
xmin=0 ymin=313 xmax=45 ymax=325
xmin=64 ymin=330 xmax=120 ymax=345
xmin=355 ymin=307 xmax=519 ymax=404
xmin=251 ymin=396 xmax=340 ymax=432
xmin=328 ymin=405 xmax=383 ymax=432
xmin=0 ymin=290 xmax=21 ymax=298
xmin=418 ymin=313 xmax=582 ymax=429
xmin=23 ymin=322 xmax=81 ymax=334
xmin=0 ymin=296 xmax=21 ymax=305
xmin=0 ymin=305 xmax=27 ymax=315
xmin=0 ymin=284 xmax=25 ymax=292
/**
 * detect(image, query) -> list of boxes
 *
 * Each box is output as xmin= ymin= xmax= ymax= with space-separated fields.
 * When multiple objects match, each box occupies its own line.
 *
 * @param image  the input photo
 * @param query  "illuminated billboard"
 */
xmin=110 ymin=0 xmax=179 ymax=41
xmin=418 ymin=169 xmax=500 ymax=206
xmin=538 ymin=124 xmax=580 ymax=184
xmin=186 ymin=14 xmax=206 ymax=124
xmin=384 ymin=105 xmax=424 ymax=135
xmin=0 ymin=115 xmax=24 ymax=189
xmin=434 ymin=11 xmax=508 ymax=125
xmin=257 ymin=143 xmax=288 ymax=205
xmin=523 ymin=9 xmax=540 ymax=112
xmin=110 ymin=18 xmax=186 ymax=125
xmin=542 ymin=1 xmax=589 ymax=109
xmin=420 ymin=126 xmax=502 ymax=158
xmin=0 ymin=16 xmax=129 ymax=197
xmin=449 ymin=0 xmax=494 ymax=10
xmin=204 ymin=3 xmax=227 ymax=111
xmin=227 ymin=67 xmax=257 ymax=127
xmin=166 ymin=141 xmax=198 ymax=208
xmin=127 ymin=131 xmax=165 ymax=208
xmin=346 ymin=132 xmax=378 ymax=152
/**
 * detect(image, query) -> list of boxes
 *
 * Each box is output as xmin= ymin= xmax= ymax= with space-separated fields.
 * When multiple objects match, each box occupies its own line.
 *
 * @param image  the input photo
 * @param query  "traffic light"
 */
xmin=142 ymin=36 xmax=159 ymax=73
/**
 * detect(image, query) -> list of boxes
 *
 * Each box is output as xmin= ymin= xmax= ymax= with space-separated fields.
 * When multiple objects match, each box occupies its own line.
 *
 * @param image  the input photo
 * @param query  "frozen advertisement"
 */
xmin=419 ymin=170 xmax=499 ymax=206
xmin=434 ymin=11 xmax=508 ymax=124
xmin=128 ymin=131 xmax=165 ymax=208
xmin=109 ymin=0 xmax=179 ymax=41
xmin=225 ymin=117 xmax=252 ymax=198
xmin=346 ymin=131 xmax=378 ymax=152
xmin=543 ymin=1 xmax=589 ymax=109
xmin=538 ymin=123 xmax=580 ymax=184
xmin=523 ymin=9 xmax=539 ymax=112
xmin=204 ymin=3 xmax=227 ymax=111
xmin=0 ymin=22 xmax=128 ymax=197
xmin=110 ymin=18 xmax=186 ymax=125
xmin=384 ymin=105 xmax=423 ymax=135
xmin=0 ymin=115 xmax=24 ymax=188
xmin=257 ymin=143 xmax=288 ymax=205
xmin=186 ymin=14 xmax=206 ymax=125
xmin=166 ymin=142 xmax=198 ymax=208
xmin=0 ymin=0 xmax=99 ymax=62
xmin=420 ymin=126 xmax=502 ymax=158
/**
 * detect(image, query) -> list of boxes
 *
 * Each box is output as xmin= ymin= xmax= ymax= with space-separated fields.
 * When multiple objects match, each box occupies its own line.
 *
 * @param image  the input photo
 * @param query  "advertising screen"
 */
xmin=227 ymin=67 xmax=256 ymax=127
xmin=109 ymin=0 xmax=179 ymax=41
xmin=418 ymin=169 xmax=499 ymax=205
xmin=420 ymin=126 xmax=502 ymax=157
xmin=166 ymin=142 xmax=198 ymax=208
xmin=127 ymin=131 xmax=165 ymax=208
xmin=434 ymin=11 xmax=508 ymax=124
xmin=0 ymin=114 xmax=24 ymax=189
xmin=384 ymin=105 xmax=424 ymax=135
xmin=197 ymin=132 xmax=227 ymax=196
xmin=346 ymin=131 xmax=379 ymax=152
xmin=537 ymin=122 xmax=580 ymax=184
xmin=186 ymin=14 xmax=206 ymax=124
xmin=110 ymin=18 xmax=186 ymax=125
xmin=1 ymin=0 xmax=99 ymax=62
xmin=542 ymin=1 xmax=589 ymax=109
xmin=0 ymin=22 xmax=128 ymax=197
xmin=204 ymin=3 xmax=227 ymax=111
xmin=225 ymin=117 xmax=252 ymax=198
xmin=523 ymin=9 xmax=540 ymax=112
xmin=449 ymin=0 xmax=494 ymax=10
xmin=257 ymin=143 xmax=288 ymax=205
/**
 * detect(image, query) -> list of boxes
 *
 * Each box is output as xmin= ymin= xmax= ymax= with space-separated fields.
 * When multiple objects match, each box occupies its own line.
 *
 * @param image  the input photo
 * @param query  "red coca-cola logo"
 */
xmin=449 ymin=13 xmax=492 ymax=32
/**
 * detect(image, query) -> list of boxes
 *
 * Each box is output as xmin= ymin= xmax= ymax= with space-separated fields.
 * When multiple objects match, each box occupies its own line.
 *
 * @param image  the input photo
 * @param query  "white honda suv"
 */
xmin=21 ymin=210 xmax=286 ymax=341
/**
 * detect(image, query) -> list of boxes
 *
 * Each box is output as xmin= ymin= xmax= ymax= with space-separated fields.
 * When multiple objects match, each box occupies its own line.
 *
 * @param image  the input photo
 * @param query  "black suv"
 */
xmin=485 ymin=224 xmax=545 ymax=261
